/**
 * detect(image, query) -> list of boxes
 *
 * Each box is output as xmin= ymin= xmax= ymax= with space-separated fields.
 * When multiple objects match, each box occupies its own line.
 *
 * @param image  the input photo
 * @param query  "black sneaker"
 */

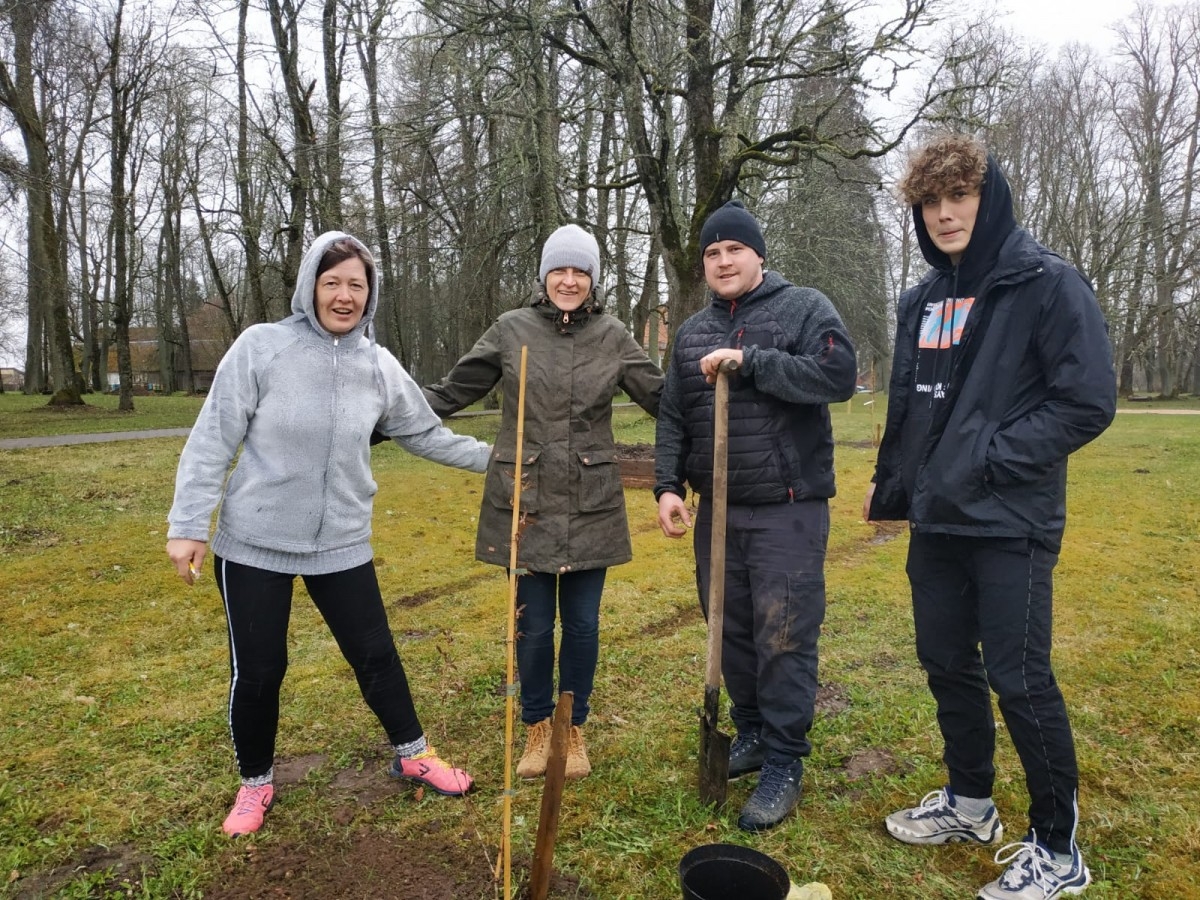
xmin=728 ymin=730 xmax=765 ymax=779
xmin=737 ymin=757 xmax=803 ymax=832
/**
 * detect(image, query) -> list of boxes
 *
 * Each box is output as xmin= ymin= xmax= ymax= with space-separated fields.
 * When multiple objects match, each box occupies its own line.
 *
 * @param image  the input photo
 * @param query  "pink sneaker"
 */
xmin=389 ymin=747 xmax=475 ymax=796
xmin=222 ymin=784 xmax=274 ymax=836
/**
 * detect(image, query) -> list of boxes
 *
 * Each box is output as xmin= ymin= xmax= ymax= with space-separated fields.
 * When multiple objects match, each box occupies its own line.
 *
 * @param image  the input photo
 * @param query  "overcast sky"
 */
xmin=993 ymin=0 xmax=1147 ymax=49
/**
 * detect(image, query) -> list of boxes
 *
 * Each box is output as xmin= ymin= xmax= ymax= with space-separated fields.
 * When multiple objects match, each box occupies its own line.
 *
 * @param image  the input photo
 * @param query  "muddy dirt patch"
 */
xmin=10 ymin=843 xmax=155 ymax=900
xmin=637 ymin=603 xmax=703 ymax=639
xmin=841 ymin=747 xmax=909 ymax=781
xmin=866 ymin=521 xmax=905 ymax=544
xmin=203 ymin=827 xmax=590 ymax=900
xmin=815 ymin=682 xmax=851 ymax=718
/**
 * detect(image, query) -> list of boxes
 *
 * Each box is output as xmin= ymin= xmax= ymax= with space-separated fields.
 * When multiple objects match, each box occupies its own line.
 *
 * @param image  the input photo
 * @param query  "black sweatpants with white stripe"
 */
xmin=214 ymin=557 xmax=423 ymax=779
xmin=907 ymin=532 xmax=1081 ymax=853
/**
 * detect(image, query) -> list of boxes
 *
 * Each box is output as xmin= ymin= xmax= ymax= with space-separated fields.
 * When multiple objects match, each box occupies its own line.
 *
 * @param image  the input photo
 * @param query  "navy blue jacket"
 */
xmin=869 ymin=167 xmax=1116 ymax=552
xmin=655 ymin=271 xmax=857 ymax=505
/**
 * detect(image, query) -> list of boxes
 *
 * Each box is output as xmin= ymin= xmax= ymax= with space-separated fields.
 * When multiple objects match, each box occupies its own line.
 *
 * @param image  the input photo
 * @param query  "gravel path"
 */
xmin=0 ymin=428 xmax=192 ymax=450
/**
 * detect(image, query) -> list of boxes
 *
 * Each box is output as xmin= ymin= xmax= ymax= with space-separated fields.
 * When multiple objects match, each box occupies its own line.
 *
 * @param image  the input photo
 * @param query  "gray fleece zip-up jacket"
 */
xmin=167 ymin=231 xmax=491 ymax=575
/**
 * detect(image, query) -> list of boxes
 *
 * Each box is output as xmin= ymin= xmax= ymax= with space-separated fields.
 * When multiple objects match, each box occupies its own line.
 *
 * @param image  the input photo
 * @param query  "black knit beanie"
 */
xmin=699 ymin=200 xmax=767 ymax=261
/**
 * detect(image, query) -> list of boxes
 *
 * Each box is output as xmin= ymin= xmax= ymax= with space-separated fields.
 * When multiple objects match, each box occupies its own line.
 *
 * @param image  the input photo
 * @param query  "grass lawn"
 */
xmin=0 ymin=394 xmax=207 ymax=439
xmin=0 ymin=395 xmax=1196 ymax=898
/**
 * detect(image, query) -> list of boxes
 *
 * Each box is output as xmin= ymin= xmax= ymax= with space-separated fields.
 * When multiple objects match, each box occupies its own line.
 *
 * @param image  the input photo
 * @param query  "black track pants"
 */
xmin=907 ymin=532 xmax=1081 ymax=853
xmin=214 ymin=557 xmax=422 ymax=779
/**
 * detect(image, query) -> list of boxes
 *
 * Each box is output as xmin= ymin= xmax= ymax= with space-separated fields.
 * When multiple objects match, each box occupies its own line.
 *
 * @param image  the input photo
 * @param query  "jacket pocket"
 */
xmin=576 ymin=449 xmax=622 ymax=512
xmin=971 ymin=420 xmax=1000 ymax=499
xmin=485 ymin=449 xmax=541 ymax=514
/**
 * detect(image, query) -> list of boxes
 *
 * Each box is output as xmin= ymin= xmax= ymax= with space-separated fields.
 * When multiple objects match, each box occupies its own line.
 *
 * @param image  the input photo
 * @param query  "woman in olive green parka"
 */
xmin=424 ymin=224 xmax=663 ymax=781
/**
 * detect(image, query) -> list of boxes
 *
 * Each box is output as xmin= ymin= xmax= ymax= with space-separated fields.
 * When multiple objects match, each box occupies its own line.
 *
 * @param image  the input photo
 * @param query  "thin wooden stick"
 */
xmin=501 ymin=345 xmax=529 ymax=900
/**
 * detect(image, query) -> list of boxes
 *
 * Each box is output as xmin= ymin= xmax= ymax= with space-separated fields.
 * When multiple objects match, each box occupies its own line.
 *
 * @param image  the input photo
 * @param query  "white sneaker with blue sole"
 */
xmin=977 ymin=837 xmax=1091 ymax=899
xmin=885 ymin=787 xmax=1003 ymax=845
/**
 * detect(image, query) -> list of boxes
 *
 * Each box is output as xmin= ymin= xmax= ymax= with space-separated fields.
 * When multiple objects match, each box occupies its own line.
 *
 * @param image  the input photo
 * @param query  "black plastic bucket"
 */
xmin=678 ymin=843 xmax=790 ymax=900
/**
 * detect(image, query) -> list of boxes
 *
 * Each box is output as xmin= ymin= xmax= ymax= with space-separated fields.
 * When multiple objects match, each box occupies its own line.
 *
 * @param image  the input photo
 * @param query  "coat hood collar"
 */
xmin=914 ymin=154 xmax=1017 ymax=294
xmin=529 ymin=280 xmax=606 ymax=329
xmin=290 ymin=231 xmax=379 ymax=339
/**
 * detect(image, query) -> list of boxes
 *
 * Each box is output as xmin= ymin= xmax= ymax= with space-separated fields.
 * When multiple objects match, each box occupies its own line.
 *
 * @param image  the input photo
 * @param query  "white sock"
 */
xmin=1050 ymin=848 xmax=1076 ymax=868
xmin=952 ymin=793 xmax=994 ymax=819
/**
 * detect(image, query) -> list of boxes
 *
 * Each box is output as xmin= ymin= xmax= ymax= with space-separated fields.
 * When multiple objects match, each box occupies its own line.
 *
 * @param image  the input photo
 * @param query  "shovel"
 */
xmin=698 ymin=359 xmax=738 ymax=807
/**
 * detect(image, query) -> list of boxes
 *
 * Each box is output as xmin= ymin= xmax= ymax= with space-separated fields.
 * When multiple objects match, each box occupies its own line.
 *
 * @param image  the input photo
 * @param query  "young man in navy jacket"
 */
xmin=866 ymin=134 xmax=1116 ymax=899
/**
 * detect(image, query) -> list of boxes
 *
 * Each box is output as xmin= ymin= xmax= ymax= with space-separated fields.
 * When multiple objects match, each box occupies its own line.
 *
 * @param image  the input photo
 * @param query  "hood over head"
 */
xmin=291 ymin=231 xmax=380 ymax=338
xmin=914 ymin=154 xmax=1016 ymax=294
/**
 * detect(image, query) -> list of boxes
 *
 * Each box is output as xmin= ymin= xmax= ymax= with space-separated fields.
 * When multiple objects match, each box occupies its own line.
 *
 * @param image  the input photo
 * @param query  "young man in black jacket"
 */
xmin=865 ymin=134 xmax=1116 ymax=899
xmin=655 ymin=200 xmax=857 ymax=831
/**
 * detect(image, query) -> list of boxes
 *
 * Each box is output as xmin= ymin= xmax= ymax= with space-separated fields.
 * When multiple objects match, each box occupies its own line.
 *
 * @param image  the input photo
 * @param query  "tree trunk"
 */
xmin=236 ymin=0 xmax=268 ymax=325
xmin=266 ymin=0 xmax=317 ymax=300
xmin=321 ymin=0 xmax=344 ymax=230
xmin=0 ymin=0 xmax=81 ymax=403
xmin=354 ymin=0 xmax=398 ymax=354
xmin=107 ymin=0 xmax=135 ymax=411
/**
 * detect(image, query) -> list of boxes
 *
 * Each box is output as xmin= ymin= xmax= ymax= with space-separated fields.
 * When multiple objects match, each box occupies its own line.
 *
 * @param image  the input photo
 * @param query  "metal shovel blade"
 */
xmin=698 ymin=685 xmax=732 ymax=807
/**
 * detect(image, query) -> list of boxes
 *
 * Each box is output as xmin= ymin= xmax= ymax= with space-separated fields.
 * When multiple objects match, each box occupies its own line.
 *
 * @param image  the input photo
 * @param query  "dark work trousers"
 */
xmin=693 ymin=498 xmax=829 ymax=761
xmin=515 ymin=568 xmax=607 ymax=726
xmin=906 ymin=532 xmax=1081 ymax=854
xmin=214 ymin=556 xmax=422 ymax=779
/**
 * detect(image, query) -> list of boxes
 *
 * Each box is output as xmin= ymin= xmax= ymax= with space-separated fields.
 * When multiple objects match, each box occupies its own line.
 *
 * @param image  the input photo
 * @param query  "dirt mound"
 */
xmin=615 ymin=442 xmax=656 ymax=488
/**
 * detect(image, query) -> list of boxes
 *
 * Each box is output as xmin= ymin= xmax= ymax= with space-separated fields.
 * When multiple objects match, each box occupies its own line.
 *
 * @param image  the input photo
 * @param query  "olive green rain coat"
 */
xmin=423 ymin=290 xmax=663 ymax=573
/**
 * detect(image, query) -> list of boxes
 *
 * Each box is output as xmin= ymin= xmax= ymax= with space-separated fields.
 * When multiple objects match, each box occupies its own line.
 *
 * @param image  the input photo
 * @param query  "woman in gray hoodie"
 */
xmin=166 ymin=232 xmax=491 ymax=837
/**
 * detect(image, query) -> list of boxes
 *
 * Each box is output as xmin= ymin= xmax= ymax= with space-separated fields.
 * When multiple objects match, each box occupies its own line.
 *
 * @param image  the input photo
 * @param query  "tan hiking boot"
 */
xmin=565 ymin=725 xmax=591 ymax=780
xmin=516 ymin=719 xmax=552 ymax=779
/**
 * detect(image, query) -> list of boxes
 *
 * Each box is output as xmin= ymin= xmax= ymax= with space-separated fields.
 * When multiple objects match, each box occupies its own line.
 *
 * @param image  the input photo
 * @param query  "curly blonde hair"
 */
xmin=897 ymin=134 xmax=988 ymax=206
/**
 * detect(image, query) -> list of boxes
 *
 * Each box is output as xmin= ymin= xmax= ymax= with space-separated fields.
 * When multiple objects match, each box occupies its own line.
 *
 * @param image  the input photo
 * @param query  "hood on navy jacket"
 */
xmin=870 ymin=155 xmax=1117 ymax=551
xmin=913 ymin=154 xmax=1017 ymax=297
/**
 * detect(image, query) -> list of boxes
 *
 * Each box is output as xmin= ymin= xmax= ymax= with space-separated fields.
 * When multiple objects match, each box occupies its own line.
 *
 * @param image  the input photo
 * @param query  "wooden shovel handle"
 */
xmin=704 ymin=360 xmax=738 ymax=692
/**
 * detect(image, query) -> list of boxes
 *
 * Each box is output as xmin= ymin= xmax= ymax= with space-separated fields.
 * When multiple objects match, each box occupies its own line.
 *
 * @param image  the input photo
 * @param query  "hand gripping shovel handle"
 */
xmin=699 ymin=359 xmax=738 ymax=807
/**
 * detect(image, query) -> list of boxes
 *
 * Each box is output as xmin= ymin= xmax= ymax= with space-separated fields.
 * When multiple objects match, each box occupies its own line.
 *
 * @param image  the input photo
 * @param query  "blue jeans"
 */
xmin=515 ymin=568 xmax=606 ymax=726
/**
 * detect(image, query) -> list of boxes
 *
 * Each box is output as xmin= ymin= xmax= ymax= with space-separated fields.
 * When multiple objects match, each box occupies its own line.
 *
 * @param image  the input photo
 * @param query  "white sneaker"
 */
xmin=978 ymin=837 xmax=1091 ymax=899
xmin=885 ymin=788 xmax=1003 ymax=845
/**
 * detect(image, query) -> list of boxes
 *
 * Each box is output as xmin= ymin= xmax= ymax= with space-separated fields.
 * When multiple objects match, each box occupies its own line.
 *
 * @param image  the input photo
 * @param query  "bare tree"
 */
xmin=103 ymin=0 xmax=166 ymax=410
xmin=1111 ymin=5 xmax=1200 ymax=396
xmin=0 ymin=0 xmax=84 ymax=402
xmin=264 ymin=0 xmax=319 ymax=296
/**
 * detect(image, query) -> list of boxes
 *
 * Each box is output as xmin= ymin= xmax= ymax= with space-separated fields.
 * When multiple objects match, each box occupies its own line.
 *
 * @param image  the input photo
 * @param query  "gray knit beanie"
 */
xmin=700 ymin=200 xmax=767 ymax=261
xmin=539 ymin=224 xmax=601 ymax=283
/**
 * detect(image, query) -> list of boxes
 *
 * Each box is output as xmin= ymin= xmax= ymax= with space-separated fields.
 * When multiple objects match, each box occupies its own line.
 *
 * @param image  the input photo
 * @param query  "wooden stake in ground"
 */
xmin=529 ymin=691 xmax=573 ymax=900
xmin=500 ymin=345 xmax=529 ymax=900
